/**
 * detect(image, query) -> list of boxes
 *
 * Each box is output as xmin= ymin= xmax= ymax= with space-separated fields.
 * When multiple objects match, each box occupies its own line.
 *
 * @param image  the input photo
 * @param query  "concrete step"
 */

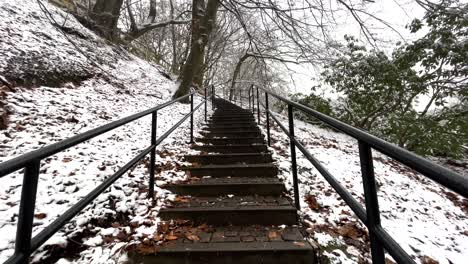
xmin=210 ymin=115 xmax=255 ymax=120
xmin=202 ymin=127 xmax=260 ymax=133
xmin=133 ymin=226 xmax=316 ymax=264
xmin=160 ymin=195 xmax=296 ymax=225
xmin=212 ymin=111 xmax=253 ymax=115
xmin=211 ymin=115 xmax=254 ymax=119
xmin=184 ymin=153 xmax=272 ymax=164
xmin=165 ymin=177 xmax=285 ymax=196
xmin=183 ymin=163 xmax=278 ymax=177
xmin=195 ymin=137 xmax=264 ymax=145
xmin=202 ymin=124 xmax=259 ymax=130
xmin=193 ymin=144 xmax=268 ymax=153
xmin=200 ymin=131 xmax=262 ymax=138
xmin=203 ymin=121 xmax=257 ymax=126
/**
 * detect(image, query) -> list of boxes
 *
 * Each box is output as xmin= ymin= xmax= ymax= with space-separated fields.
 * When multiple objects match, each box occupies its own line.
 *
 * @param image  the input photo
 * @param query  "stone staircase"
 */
xmin=141 ymin=98 xmax=316 ymax=263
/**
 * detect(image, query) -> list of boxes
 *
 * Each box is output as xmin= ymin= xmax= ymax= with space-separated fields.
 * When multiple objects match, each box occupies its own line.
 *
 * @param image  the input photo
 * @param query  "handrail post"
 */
xmin=204 ymin=86 xmax=207 ymax=122
xmin=252 ymin=85 xmax=255 ymax=115
xmin=256 ymin=86 xmax=260 ymax=124
xmin=288 ymin=105 xmax=300 ymax=211
xmin=190 ymin=93 xmax=194 ymax=143
xmin=248 ymin=88 xmax=251 ymax=111
xmin=15 ymin=160 xmax=40 ymax=263
xmin=149 ymin=111 xmax=157 ymax=200
xmin=265 ymin=92 xmax=271 ymax=146
xmin=211 ymin=85 xmax=215 ymax=110
xmin=240 ymin=89 xmax=242 ymax=108
xmin=359 ymin=141 xmax=385 ymax=264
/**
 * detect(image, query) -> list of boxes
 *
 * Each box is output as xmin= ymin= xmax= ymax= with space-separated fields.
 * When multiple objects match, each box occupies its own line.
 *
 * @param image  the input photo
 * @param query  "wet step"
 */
xmin=203 ymin=121 xmax=257 ymax=126
xmin=202 ymin=124 xmax=259 ymax=130
xmin=193 ymin=144 xmax=268 ymax=153
xmin=160 ymin=195 xmax=296 ymax=225
xmin=134 ymin=225 xmax=315 ymax=264
xmin=195 ymin=137 xmax=264 ymax=145
xmin=202 ymin=127 xmax=260 ymax=133
xmin=200 ymin=131 xmax=262 ymax=138
xmin=183 ymin=163 xmax=278 ymax=177
xmin=165 ymin=177 xmax=285 ymax=196
xmin=184 ymin=153 xmax=272 ymax=164
xmin=211 ymin=113 xmax=254 ymax=116
xmin=210 ymin=116 xmax=255 ymax=121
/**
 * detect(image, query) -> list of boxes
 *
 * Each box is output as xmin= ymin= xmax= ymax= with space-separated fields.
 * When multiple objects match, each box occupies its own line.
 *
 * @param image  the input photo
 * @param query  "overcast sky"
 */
xmin=286 ymin=0 xmax=427 ymax=96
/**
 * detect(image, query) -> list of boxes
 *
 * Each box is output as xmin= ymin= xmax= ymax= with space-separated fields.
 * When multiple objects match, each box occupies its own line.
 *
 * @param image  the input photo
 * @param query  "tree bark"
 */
xmin=229 ymin=53 xmax=250 ymax=100
xmin=91 ymin=0 xmax=124 ymax=41
xmin=170 ymin=0 xmax=178 ymax=74
xmin=173 ymin=0 xmax=219 ymax=101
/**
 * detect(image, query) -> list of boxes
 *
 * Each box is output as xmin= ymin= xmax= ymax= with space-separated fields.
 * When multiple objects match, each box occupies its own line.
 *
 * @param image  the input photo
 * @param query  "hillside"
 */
xmin=0 ymin=1 xmax=466 ymax=264
xmin=260 ymin=113 xmax=468 ymax=264
xmin=0 ymin=1 xmax=205 ymax=262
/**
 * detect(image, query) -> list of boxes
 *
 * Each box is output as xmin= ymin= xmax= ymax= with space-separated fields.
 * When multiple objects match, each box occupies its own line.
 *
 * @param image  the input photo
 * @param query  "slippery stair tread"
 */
xmin=184 ymin=153 xmax=270 ymax=158
xmin=195 ymin=143 xmax=266 ymax=146
xmin=183 ymin=163 xmax=277 ymax=169
xmin=168 ymin=177 xmax=282 ymax=185
xmin=164 ymin=195 xmax=293 ymax=209
xmin=157 ymin=226 xmax=311 ymax=252
xmin=158 ymin=241 xmax=313 ymax=252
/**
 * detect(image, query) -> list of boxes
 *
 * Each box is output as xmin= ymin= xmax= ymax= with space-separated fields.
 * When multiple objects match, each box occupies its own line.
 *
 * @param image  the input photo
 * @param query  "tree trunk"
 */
xmin=170 ymin=0 xmax=178 ymax=74
xmin=173 ymin=0 xmax=219 ymax=101
xmin=91 ymin=0 xmax=124 ymax=41
xmin=229 ymin=54 xmax=250 ymax=100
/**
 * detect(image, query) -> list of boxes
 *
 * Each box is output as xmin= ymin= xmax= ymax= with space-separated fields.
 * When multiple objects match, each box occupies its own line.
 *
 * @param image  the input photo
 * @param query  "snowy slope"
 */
xmin=0 ymin=1 xmax=207 ymax=263
xmin=257 ymin=111 xmax=468 ymax=264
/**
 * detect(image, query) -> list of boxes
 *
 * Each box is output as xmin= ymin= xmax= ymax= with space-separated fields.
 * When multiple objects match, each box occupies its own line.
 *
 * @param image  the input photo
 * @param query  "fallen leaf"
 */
xmin=34 ymin=213 xmax=47 ymax=219
xmin=267 ymin=231 xmax=279 ymax=239
xmin=174 ymin=196 xmax=190 ymax=203
xmin=338 ymin=223 xmax=361 ymax=239
xmin=164 ymin=230 xmax=180 ymax=241
xmin=62 ymin=157 xmax=73 ymax=163
xmin=293 ymin=242 xmax=305 ymax=247
xmin=186 ymin=233 xmax=200 ymax=241
xmin=304 ymin=195 xmax=321 ymax=211
xmin=420 ymin=256 xmax=439 ymax=264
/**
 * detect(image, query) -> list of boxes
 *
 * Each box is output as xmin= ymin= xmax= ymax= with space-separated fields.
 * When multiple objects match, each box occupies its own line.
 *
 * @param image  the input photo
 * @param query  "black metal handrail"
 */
xmin=0 ymin=89 xmax=214 ymax=264
xmin=235 ymin=85 xmax=468 ymax=264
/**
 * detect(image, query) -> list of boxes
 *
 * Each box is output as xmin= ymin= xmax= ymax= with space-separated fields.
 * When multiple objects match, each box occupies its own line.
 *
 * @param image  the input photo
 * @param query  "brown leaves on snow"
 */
xmin=304 ymin=194 xmax=321 ymax=211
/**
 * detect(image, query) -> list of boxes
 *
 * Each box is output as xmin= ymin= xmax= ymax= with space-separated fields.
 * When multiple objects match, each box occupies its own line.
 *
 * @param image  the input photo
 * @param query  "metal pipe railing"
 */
xmin=1 ymin=90 xmax=209 ymax=264
xmin=238 ymin=85 xmax=468 ymax=264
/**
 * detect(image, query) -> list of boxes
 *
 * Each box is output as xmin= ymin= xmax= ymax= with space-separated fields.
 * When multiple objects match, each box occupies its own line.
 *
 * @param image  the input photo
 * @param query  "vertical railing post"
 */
xmin=288 ymin=105 xmax=300 ymax=211
xmin=256 ymin=86 xmax=260 ymax=124
xmin=248 ymin=88 xmax=252 ymax=111
xmin=15 ymin=160 xmax=40 ymax=263
xmin=265 ymin=92 xmax=271 ymax=146
xmin=190 ymin=93 xmax=194 ymax=143
xmin=211 ymin=85 xmax=215 ymax=110
xmin=149 ymin=111 xmax=157 ymax=200
xmin=359 ymin=141 xmax=385 ymax=264
xmin=240 ymin=89 xmax=242 ymax=108
xmin=204 ymin=86 xmax=207 ymax=122
xmin=252 ymin=85 xmax=255 ymax=115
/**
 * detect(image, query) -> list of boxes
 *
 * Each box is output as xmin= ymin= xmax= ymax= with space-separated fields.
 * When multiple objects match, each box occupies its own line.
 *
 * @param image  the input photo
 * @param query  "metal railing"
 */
xmin=0 ymin=89 xmax=214 ymax=264
xmin=238 ymin=85 xmax=468 ymax=264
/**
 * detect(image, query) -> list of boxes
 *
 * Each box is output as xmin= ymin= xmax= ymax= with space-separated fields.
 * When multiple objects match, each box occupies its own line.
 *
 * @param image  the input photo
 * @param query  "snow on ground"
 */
xmin=0 ymin=1 xmax=209 ymax=263
xmin=255 ymin=109 xmax=468 ymax=264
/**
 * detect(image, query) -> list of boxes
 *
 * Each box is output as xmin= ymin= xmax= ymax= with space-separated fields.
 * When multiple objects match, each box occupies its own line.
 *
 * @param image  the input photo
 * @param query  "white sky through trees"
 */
xmin=286 ymin=0 xmax=426 ymax=96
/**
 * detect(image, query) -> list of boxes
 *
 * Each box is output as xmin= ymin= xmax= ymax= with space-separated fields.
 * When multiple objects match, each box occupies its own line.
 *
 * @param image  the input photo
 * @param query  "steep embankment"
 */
xmin=0 ymin=1 xmax=205 ymax=263
xmin=258 ymin=113 xmax=468 ymax=264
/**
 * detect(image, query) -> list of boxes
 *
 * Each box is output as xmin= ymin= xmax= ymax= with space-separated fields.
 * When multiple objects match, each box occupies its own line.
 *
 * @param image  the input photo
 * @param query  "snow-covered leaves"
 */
xmin=260 ymin=112 xmax=467 ymax=264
